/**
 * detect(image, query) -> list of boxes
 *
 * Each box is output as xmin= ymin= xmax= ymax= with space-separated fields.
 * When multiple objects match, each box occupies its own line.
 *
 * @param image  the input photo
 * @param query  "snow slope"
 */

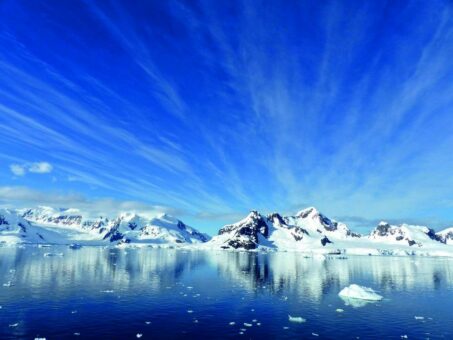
xmin=437 ymin=227 xmax=453 ymax=245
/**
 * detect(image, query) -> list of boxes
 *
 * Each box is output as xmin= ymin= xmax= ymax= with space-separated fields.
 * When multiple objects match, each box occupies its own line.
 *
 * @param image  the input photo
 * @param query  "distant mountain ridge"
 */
xmin=1 ymin=205 xmax=452 ymax=256
xmin=200 ymin=207 xmax=453 ymax=257
xmin=1 ymin=206 xmax=209 ymax=246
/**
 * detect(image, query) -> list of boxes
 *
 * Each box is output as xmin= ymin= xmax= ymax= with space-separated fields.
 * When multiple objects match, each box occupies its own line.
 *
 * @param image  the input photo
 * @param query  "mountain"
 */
xmin=205 ymin=207 xmax=360 ymax=251
xmin=202 ymin=207 xmax=453 ymax=256
xmin=369 ymin=221 xmax=444 ymax=247
xmin=437 ymin=227 xmax=453 ymax=245
xmin=1 ymin=206 xmax=209 ymax=246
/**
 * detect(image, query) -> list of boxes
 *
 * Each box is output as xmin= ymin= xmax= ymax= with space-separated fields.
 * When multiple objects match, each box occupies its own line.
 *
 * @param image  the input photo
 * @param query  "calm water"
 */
xmin=1 ymin=247 xmax=452 ymax=339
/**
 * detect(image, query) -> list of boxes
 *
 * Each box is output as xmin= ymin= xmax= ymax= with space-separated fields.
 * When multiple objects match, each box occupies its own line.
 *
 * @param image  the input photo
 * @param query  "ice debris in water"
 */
xmin=229 ymin=322 xmax=235 ymax=326
xmin=336 ymin=308 xmax=344 ymax=313
xmin=100 ymin=290 xmax=114 ymax=293
xmin=283 ymin=326 xmax=290 ymax=330
xmin=414 ymin=316 xmax=424 ymax=320
xmin=145 ymin=321 xmax=151 ymax=325
xmin=338 ymin=284 xmax=383 ymax=301
xmin=74 ymin=333 xmax=80 ymax=336
xmin=9 ymin=323 xmax=19 ymax=327
xmin=187 ymin=310 xmax=193 ymax=313
xmin=34 ymin=338 xmax=46 ymax=340
xmin=43 ymin=253 xmax=64 ymax=257
xmin=312 ymin=333 xmax=319 ymax=337
xmin=136 ymin=333 xmax=143 ymax=338
xmin=244 ymin=323 xmax=252 ymax=327
xmin=288 ymin=315 xmax=306 ymax=323
xmin=3 ymin=281 xmax=14 ymax=287
xmin=401 ymin=335 xmax=408 ymax=339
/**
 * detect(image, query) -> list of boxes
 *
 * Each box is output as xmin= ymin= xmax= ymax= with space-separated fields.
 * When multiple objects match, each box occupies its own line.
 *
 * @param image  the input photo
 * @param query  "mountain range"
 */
xmin=1 ymin=206 xmax=452 ymax=256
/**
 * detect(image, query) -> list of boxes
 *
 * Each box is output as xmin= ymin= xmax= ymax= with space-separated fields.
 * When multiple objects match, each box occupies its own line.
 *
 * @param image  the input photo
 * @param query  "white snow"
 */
xmin=339 ymin=284 xmax=383 ymax=301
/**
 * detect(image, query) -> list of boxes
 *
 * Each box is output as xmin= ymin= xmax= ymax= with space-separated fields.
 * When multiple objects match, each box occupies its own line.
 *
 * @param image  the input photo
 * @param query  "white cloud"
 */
xmin=9 ymin=162 xmax=53 ymax=176
xmin=0 ymin=186 xmax=182 ymax=219
xmin=10 ymin=164 xmax=26 ymax=176
xmin=28 ymin=162 xmax=53 ymax=174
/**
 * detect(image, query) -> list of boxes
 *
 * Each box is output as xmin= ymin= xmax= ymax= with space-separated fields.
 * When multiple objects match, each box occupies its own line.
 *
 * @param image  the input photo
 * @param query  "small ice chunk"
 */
xmin=74 ymin=333 xmax=80 ymax=336
xmin=193 ymin=319 xmax=198 ymax=323
xmin=34 ymin=338 xmax=46 ymax=340
xmin=145 ymin=321 xmax=151 ymax=325
xmin=283 ymin=326 xmax=290 ymax=330
xmin=312 ymin=333 xmax=319 ymax=337
xmin=244 ymin=323 xmax=252 ymax=327
xmin=9 ymin=323 xmax=19 ymax=327
xmin=401 ymin=336 xmax=408 ymax=339
xmin=187 ymin=310 xmax=193 ymax=313
xmin=338 ymin=284 xmax=383 ymax=301
xmin=257 ymin=323 xmax=261 ymax=326
xmin=3 ymin=281 xmax=13 ymax=287
xmin=414 ymin=316 xmax=424 ymax=320
xmin=100 ymin=290 xmax=114 ymax=293
xmin=136 ymin=334 xmax=143 ymax=338
xmin=239 ymin=332 xmax=244 ymax=335
xmin=288 ymin=315 xmax=306 ymax=323
xmin=336 ymin=308 xmax=344 ymax=313
xmin=229 ymin=322 xmax=235 ymax=326
xmin=71 ymin=310 xmax=77 ymax=314
xmin=252 ymin=319 xmax=257 ymax=322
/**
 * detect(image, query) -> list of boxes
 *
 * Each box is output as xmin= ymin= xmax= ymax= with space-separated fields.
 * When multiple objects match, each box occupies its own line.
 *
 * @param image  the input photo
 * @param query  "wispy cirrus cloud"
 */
xmin=0 ymin=1 xmax=452 ymax=233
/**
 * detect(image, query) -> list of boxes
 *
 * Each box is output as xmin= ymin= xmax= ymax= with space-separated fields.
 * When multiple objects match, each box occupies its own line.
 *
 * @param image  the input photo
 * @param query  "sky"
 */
xmin=0 ymin=0 xmax=452 ymax=234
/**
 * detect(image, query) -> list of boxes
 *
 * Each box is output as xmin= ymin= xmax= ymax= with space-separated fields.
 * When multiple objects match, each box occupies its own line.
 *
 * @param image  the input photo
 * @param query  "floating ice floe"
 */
xmin=74 ymin=333 xmax=80 ymax=336
xmin=9 ymin=323 xmax=19 ymax=327
xmin=187 ymin=309 xmax=193 ymax=313
xmin=229 ymin=322 xmax=235 ymax=326
xmin=136 ymin=333 xmax=143 ymax=338
xmin=338 ymin=284 xmax=383 ymax=302
xmin=312 ymin=333 xmax=319 ymax=337
xmin=145 ymin=321 xmax=151 ymax=325
xmin=244 ymin=323 xmax=252 ymax=327
xmin=100 ymin=290 xmax=114 ymax=293
xmin=414 ymin=316 xmax=424 ymax=320
xmin=336 ymin=308 xmax=344 ymax=313
xmin=288 ymin=315 xmax=306 ymax=323
xmin=34 ymin=338 xmax=46 ymax=340
xmin=401 ymin=335 xmax=408 ymax=339
xmin=3 ymin=281 xmax=13 ymax=287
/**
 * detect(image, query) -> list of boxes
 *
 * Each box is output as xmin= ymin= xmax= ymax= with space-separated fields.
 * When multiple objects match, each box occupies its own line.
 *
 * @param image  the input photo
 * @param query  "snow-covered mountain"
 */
xmin=437 ymin=227 xmax=453 ymax=245
xmin=368 ymin=221 xmax=443 ymax=247
xmin=1 ymin=206 xmax=209 ymax=246
xmin=201 ymin=207 xmax=453 ymax=257
xmin=204 ymin=207 xmax=360 ymax=251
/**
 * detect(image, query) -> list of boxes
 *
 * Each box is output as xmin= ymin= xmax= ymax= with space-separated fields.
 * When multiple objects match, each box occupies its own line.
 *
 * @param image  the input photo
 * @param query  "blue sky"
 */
xmin=0 ymin=0 xmax=452 ymax=234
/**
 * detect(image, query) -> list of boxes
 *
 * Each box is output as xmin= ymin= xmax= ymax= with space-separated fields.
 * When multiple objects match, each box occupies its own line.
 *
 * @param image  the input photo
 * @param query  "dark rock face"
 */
xmin=426 ymin=228 xmax=444 ymax=243
xmin=321 ymin=236 xmax=333 ymax=246
xmin=219 ymin=211 xmax=269 ymax=250
xmin=374 ymin=223 xmax=391 ymax=236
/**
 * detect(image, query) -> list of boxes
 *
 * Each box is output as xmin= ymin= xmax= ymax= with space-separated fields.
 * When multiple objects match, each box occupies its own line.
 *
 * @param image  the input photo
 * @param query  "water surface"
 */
xmin=1 ymin=247 xmax=452 ymax=339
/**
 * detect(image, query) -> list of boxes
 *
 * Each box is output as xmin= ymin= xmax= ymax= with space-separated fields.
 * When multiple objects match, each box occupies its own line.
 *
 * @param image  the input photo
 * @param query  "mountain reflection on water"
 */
xmin=1 ymin=247 xmax=453 ymax=339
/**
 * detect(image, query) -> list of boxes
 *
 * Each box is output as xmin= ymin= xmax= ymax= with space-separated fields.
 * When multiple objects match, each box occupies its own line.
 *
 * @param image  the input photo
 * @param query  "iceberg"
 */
xmin=339 ymin=284 xmax=383 ymax=302
xmin=288 ymin=315 xmax=306 ymax=323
